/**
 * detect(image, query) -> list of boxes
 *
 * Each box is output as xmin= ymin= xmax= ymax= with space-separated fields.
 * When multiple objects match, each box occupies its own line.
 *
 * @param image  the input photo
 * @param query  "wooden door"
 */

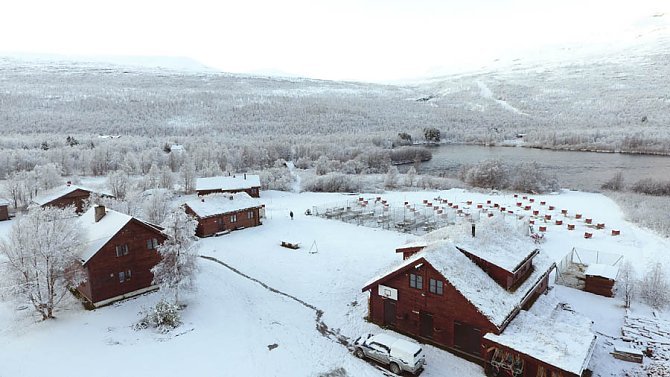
xmin=454 ymin=322 xmax=481 ymax=356
xmin=383 ymin=300 xmax=396 ymax=327
xmin=420 ymin=312 xmax=433 ymax=338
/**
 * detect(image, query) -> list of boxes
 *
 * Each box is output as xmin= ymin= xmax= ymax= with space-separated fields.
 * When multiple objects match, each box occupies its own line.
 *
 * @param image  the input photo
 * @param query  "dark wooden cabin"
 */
xmin=195 ymin=174 xmax=261 ymax=198
xmin=184 ymin=193 xmax=263 ymax=237
xmin=0 ymin=199 xmax=9 ymax=221
xmin=363 ymin=242 xmax=555 ymax=362
xmin=584 ymin=264 xmax=618 ymax=297
xmin=76 ymin=205 xmax=166 ymax=307
xmin=33 ymin=183 xmax=112 ymax=213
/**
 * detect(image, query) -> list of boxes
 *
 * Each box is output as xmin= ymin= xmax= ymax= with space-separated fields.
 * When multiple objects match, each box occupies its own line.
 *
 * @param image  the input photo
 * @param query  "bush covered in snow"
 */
xmin=639 ymin=262 xmax=670 ymax=310
xmin=302 ymin=173 xmax=362 ymax=193
xmin=135 ymin=299 xmax=182 ymax=333
xmin=631 ymin=178 xmax=670 ymax=196
xmin=459 ymin=159 xmax=558 ymax=193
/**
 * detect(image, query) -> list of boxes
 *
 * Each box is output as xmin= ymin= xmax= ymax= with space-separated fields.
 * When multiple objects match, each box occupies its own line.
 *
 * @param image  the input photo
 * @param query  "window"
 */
xmin=247 ymin=211 xmax=254 ymax=219
xmin=146 ymin=238 xmax=159 ymax=250
xmin=115 ymin=244 xmax=129 ymax=257
xmin=429 ymin=279 xmax=444 ymax=295
xmin=119 ymin=269 xmax=132 ymax=283
xmin=410 ymin=273 xmax=423 ymax=289
xmin=230 ymin=214 xmax=237 ymax=223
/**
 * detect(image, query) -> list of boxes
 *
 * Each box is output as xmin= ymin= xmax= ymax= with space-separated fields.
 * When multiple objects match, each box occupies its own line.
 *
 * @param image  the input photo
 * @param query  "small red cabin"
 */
xmin=76 ymin=205 xmax=166 ymax=307
xmin=32 ymin=183 xmax=113 ymax=213
xmin=584 ymin=264 xmax=619 ymax=297
xmin=195 ymin=174 xmax=261 ymax=198
xmin=0 ymin=198 xmax=9 ymax=221
xmin=184 ymin=193 xmax=264 ymax=237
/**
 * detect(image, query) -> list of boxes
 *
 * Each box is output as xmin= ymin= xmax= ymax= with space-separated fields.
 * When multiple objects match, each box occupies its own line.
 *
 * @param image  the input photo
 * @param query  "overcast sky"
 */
xmin=1 ymin=0 xmax=667 ymax=81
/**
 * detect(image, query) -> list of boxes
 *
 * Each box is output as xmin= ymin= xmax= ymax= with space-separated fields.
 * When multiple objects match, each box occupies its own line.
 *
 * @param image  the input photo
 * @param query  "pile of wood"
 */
xmin=621 ymin=313 xmax=670 ymax=363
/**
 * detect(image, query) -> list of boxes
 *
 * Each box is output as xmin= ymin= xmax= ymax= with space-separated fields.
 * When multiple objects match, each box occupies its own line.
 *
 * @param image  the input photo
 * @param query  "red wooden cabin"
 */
xmin=584 ymin=264 xmax=619 ymax=297
xmin=0 ymin=198 xmax=9 ymax=221
xmin=32 ymin=183 xmax=112 ymax=213
xmin=195 ymin=174 xmax=261 ymax=198
xmin=364 ymin=241 xmax=555 ymax=362
xmin=76 ymin=205 xmax=166 ymax=307
xmin=184 ymin=193 xmax=264 ymax=237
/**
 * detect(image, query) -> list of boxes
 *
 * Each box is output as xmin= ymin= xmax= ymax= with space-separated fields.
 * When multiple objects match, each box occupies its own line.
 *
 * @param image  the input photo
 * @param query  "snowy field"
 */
xmin=1 ymin=189 xmax=669 ymax=376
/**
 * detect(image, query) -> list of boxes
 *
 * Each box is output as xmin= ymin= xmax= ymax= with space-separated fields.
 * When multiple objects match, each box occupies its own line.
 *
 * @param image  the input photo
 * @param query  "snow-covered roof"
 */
xmin=364 ymin=241 xmax=556 ymax=329
xmin=424 ymin=217 xmax=536 ymax=272
xmin=0 ymin=198 xmax=9 ymax=206
xmin=396 ymin=240 xmax=429 ymax=250
xmin=78 ymin=206 xmax=133 ymax=264
xmin=185 ymin=192 xmax=262 ymax=218
xmin=585 ymin=264 xmax=619 ymax=280
xmin=78 ymin=206 xmax=161 ymax=264
xmin=484 ymin=296 xmax=597 ymax=376
xmin=32 ymin=184 xmax=111 ymax=206
xmin=195 ymin=175 xmax=261 ymax=191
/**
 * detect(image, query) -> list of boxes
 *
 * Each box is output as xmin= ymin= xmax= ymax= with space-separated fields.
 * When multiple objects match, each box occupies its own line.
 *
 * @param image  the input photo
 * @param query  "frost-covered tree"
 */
xmin=152 ymin=208 xmax=199 ymax=304
xmin=142 ymin=189 xmax=172 ymax=225
xmin=461 ymin=159 xmax=507 ymax=190
xmin=34 ymin=163 xmax=63 ymax=190
xmin=385 ymin=166 xmax=399 ymax=189
xmin=405 ymin=166 xmax=417 ymax=187
xmin=315 ymin=156 xmax=332 ymax=176
xmin=0 ymin=206 xmax=85 ymax=320
xmin=159 ymin=166 xmax=174 ymax=189
xmin=107 ymin=170 xmax=130 ymax=199
xmin=616 ymin=260 xmax=636 ymax=309
xmin=144 ymin=163 xmax=161 ymax=190
xmin=601 ymin=171 xmax=625 ymax=191
xmin=179 ymin=157 xmax=197 ymax=194
xmin=639 ymin=262 xmax=670 ymax=309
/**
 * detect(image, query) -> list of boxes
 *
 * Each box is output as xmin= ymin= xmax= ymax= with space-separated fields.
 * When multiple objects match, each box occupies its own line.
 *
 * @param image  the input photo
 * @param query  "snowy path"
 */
xmin=476 ymin=80 xmax=528 ymax=115
xmin=286 ymin=161 xmax=301 ymax=193
xmin=200 ymin=255 xmax=351 ymax=346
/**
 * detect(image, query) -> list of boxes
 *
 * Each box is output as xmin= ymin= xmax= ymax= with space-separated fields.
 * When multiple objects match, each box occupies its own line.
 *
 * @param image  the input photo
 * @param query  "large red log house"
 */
xmin=76 ymin=205 xmax=166 ymax=307
xmin=362 ymin=221 xmax=596 ymax=377
xmin=195 ymin=174 xmax=261 ymax=198
xmin=184 ymin=192 xmax=264 ymax=237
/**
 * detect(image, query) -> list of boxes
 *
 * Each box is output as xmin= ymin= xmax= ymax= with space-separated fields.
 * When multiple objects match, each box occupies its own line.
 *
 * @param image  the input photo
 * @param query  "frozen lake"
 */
xmin=413 ymin=145 xmax=670 ymax=191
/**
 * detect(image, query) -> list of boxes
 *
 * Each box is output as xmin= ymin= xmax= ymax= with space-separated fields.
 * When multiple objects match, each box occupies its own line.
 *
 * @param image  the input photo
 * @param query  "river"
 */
xmin=410 ymin=145 xmax=670 ymax=191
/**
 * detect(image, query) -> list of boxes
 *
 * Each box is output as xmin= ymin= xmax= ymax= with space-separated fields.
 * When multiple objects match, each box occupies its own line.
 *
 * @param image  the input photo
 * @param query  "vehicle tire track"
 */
xmin=199 ymin=255 xmax=351 ymax=347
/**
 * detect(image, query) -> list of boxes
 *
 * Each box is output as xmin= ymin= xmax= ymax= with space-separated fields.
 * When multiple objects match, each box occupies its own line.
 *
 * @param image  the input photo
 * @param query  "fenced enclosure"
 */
xmin=311 ymin=196 xmax=505 ymax=236
xmin=555 ymin=247 xmax=623 ymax=289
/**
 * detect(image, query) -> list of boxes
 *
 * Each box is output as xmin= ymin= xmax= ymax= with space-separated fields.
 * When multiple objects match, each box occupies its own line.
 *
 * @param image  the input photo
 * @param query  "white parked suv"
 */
xmin=353 ymin=333 xmax=426 ymax=375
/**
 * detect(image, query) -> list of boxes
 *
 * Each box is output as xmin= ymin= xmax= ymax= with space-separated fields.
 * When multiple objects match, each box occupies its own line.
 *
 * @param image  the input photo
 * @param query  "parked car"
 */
xmin=353 ymin=333 xmax=426 ymax=375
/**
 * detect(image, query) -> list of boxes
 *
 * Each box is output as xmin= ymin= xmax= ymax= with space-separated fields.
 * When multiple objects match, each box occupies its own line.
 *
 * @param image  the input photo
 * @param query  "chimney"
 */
xmin=94 ymin=205 xmax=106 ymax=222
xmin=66 ymin=181 xmax=72 ymax=186
xmin=244 ymin=173 xmax=247 ymax=180
xmin=471 ymin=223 xmax=476 ymax=238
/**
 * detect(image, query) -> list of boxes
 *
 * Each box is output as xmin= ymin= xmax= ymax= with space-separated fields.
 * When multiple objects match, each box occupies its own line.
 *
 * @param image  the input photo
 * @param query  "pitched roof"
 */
xmin=195 ymin=175 xmax=261 ymax=191
xmin=0 ymin=198 xmax=9 ymax=206
xmin=484 ymin=296 xmax=596 ymax=376
xmin=32 ymin=184 xmax=111 ymax=206
xmin=364 ymin=241 xmax=556 ymax=329
xmin=78 ymin=206 xmax=162 ymax=264
xmin=585 ymin=264 xmax=619 ymax=280
xmin=185 ymin=192 xmax=262 ymax=218
xmin=423 ymin=217 xmax=536 ymax=273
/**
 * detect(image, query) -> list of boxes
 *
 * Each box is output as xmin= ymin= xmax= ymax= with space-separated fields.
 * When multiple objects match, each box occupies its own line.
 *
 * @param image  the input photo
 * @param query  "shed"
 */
xmin=195 ymin=174 xmax=261 ymax=197
xmin=0 ymin=198 xmax=9 ymax=221
xmin=584 ymin=264 xmax=619 ymax=297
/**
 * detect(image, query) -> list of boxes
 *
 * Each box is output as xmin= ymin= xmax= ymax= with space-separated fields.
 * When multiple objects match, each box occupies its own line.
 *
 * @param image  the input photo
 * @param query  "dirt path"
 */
xmin=200 ymin=255 xmax=350 ymax=347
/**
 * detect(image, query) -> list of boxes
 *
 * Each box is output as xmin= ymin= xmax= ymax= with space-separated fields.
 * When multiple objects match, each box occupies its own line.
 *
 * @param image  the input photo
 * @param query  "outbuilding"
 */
xmin=0 ymin=198 xmax=9 ymax=221
xmin=195 ymin=174 xmax=261 ymax=197
xmin=584 ymin=264 xmax=619 ymax=297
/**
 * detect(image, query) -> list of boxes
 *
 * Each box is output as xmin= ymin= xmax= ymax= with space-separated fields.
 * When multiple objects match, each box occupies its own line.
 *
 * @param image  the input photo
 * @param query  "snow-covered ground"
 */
xmin=1 ymin=189 xmax=668 ymax=376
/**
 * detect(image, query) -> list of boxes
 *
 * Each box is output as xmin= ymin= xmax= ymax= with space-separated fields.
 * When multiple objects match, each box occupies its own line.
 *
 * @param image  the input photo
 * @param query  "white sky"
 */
xmin=1 ymin=0 xmax=668 ymax=81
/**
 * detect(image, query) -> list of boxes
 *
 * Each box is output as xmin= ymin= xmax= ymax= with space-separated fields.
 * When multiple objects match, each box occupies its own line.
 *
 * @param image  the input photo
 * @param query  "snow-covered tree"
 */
xmin=107 ymin=170 xmax=130 ymax=199
xmin=0 ymin=206 xmax=85 ymax=320
xmin=385 ymin=165 xmax=399 ymax=189
xmin=34 ymin=163 xmax=63 ymax=190
xmin=159 ymin=166 xmax=174 ymax=189
xmin=179 ymin=157 xmax=197 ymax=194
xmin=616 ymin=260 xmax=636 ymax=309
xmin=639 ymin=262 xmax=670 ymax=309
xmin=142 ymin=189 xmax=172 ymax=225
xmin=144 ymin=163 xmax=161 ymax=190
xmin=152 ymin=208 xmax=199 ymax=304
xmin=405 ymin=166 xmax=417 ymax=187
